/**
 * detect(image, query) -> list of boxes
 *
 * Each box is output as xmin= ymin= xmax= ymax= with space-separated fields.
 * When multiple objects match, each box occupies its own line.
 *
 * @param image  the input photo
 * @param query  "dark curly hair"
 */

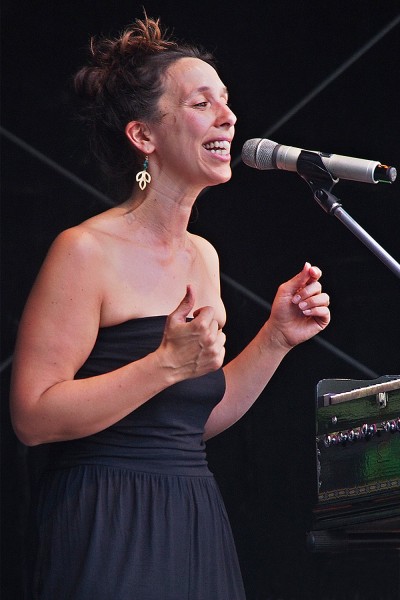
xmin=74 ymin=15 xmax=216 ymax=200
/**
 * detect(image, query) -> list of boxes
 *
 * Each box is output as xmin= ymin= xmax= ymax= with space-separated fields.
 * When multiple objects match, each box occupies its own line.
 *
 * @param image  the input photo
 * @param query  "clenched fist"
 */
xmin=156 ymin=285 xmax=226 ymax=382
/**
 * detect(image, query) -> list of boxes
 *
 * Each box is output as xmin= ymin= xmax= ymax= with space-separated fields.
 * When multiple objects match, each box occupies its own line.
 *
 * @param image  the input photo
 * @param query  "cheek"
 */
xmin=191 ymin=114 xmax=210 ymax=132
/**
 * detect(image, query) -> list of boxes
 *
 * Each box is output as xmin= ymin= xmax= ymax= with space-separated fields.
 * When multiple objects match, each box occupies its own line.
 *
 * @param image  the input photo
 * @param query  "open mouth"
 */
xmin=202 ymin=140 xmax=231 ymax=155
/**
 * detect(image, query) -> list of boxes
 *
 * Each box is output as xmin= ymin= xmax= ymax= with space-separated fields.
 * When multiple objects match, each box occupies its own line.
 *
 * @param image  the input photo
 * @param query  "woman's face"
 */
xmin=150 ymin=57 xmax=237 ymax=190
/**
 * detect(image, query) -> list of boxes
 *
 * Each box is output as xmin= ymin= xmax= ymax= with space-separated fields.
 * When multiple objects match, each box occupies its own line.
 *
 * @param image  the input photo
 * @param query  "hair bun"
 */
xmin=117 ymin=17 xmax=178 ymax=56
xmin=74 ymin=16 xmax=177 ymax=101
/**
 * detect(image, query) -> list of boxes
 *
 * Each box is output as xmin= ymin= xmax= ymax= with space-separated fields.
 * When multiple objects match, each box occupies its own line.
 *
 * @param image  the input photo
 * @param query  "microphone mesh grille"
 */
xmin=241 ymin=138 xmax=277 ymax=170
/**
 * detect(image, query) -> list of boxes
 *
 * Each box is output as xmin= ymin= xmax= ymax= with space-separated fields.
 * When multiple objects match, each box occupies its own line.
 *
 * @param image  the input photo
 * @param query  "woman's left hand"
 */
xmin=267 ymin=262 xmax=330 ymax=350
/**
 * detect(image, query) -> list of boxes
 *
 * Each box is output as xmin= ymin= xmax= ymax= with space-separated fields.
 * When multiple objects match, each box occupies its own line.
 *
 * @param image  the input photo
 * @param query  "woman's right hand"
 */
xmin=157 ymin=285 xmax=226 ymax=381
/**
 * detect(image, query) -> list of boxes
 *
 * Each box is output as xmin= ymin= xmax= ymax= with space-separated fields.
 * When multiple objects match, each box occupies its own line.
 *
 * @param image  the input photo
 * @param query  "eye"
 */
xmin=193 ymin=101 xmax=209 ymax=108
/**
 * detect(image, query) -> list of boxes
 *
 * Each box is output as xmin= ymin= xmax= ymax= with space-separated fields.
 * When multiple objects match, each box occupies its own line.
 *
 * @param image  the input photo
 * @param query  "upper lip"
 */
xmin=203 ymin=137 xmax=232 ymax=144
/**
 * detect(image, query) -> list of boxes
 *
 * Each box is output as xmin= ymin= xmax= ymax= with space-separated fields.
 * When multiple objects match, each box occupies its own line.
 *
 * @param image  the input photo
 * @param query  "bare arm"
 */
xmin=10 ymin=228 xmax=225 ymax=446
xmin=204 ymin=263 xmax=330 ymax=440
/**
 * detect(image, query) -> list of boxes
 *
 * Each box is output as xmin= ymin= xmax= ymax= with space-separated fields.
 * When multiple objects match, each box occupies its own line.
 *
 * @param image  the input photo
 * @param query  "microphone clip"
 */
xmin=297 ymin=150 xmax=342 ymax=215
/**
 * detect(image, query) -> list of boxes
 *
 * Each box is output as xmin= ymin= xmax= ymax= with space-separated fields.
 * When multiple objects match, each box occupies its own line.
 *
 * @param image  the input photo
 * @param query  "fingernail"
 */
xmin=292 ymin=294 xmax=301 ymax=304
xmin=299 ymin=301 xmax=308 ymax=310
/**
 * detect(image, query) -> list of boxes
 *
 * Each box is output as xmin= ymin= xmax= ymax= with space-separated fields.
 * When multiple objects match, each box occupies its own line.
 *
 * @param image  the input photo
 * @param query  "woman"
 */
xmin=10 ymin=15 xmax=330 ymax=600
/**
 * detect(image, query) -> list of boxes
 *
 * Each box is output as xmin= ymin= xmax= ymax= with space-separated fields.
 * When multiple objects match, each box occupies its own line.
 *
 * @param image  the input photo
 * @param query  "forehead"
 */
xmin=163 ymin=57 xmax=225 ymax=98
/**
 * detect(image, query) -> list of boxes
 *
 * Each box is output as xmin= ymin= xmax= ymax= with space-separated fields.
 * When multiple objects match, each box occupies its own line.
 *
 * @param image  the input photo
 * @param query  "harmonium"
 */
xmin=308 ymin=375 xmax=400 ymax=553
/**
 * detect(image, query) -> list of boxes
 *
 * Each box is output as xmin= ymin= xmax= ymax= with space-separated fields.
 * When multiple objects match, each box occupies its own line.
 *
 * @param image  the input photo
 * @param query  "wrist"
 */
xmin=141 ymin=349 xmax=179 ymax=389
xmin=149 ymin=347 xmax=185 ymax=387
xmin=260 ymin=320 xmax=293 ymax=355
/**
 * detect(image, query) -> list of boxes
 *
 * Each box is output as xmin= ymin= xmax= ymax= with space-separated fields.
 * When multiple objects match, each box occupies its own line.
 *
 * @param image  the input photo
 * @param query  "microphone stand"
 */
xmin=296 ymin=151 xmax=400 ymax=279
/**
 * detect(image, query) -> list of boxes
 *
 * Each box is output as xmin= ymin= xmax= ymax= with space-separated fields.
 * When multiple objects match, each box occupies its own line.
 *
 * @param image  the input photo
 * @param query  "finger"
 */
xmin=169 ymin=285 xmax=195 ymax=324
xmin=216 ymin=329 xmax=226 ymax=352
xmin=192 ymin=305 xmax=215 ymax=325
xmin=292 ymin=281 xmax=322 ymax=305
xmin=308 ymin=265 xmax=322 ymax=281
xmin=196 ymin=319 xmax=221 ymax=355
xmin=195 ymin=315 xmax=218 ymax=352
xmin=301 ymin=306 xmax=331 ymax=328
xmin=208 ymin=330 xmax=226 ymax=369
xmin=286 ymin=262 xmax=316 ymax=295
xmin=297 ymin=292 xmax=330 ymax=313
xmin=195 ymin=317 xmax=219 ymax=350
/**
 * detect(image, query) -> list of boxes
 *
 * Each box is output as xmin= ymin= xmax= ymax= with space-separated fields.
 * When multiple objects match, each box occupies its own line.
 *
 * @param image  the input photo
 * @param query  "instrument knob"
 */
xmin=324 ymin=435 xmax=331 ymax=448
xmin=366 ymin=424 xmax=376 ymax=439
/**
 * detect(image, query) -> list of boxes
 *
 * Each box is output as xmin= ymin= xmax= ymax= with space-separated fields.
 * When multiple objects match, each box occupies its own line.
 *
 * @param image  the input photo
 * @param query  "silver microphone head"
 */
xmin=241 ymin=138 xmax=278 ymax=169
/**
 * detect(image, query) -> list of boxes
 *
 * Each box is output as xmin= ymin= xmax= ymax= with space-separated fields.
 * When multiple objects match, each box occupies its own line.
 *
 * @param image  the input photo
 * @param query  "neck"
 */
xmin=122 ymin=182 xmax=200 ymax=246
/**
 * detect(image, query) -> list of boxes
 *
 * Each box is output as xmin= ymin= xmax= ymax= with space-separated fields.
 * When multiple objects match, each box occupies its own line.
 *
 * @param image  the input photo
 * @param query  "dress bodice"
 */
xmin=47 ymin=316 xmax=226 ymax=475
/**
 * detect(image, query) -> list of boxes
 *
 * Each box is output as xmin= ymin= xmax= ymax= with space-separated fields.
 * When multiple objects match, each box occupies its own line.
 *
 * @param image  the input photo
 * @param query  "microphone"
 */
xmin=241 ymin=138 xmax=397 ymax=184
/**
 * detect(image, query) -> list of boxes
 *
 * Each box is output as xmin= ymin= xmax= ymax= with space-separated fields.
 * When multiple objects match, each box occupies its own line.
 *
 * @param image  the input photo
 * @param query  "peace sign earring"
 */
xmin=136 ymin=155 xmax=151 ymax=191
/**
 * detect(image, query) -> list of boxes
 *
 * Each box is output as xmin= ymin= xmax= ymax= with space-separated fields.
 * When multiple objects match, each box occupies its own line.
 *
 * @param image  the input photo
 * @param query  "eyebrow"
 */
xmin=179 ymin=85 xmax=229 ymax=106
xmin=195 ymin=85 xmax=229 ymax=96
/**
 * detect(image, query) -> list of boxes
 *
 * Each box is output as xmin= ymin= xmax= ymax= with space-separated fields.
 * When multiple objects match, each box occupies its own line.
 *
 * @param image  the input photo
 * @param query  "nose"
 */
xmin=217 ymin=102 xmax=237 ymax=128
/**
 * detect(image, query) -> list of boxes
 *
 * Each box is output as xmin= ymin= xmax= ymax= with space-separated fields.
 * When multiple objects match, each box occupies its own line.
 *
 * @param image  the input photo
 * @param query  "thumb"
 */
xmin=169 ymin=285 xmax=195 ymax=324
xmin=288 ymin=262 xmax=315 ymax=293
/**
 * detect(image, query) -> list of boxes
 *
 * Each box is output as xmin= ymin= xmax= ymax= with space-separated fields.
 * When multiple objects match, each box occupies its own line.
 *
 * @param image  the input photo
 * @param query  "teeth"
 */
xmin=203 ymin=140 xmax=231 ymax=154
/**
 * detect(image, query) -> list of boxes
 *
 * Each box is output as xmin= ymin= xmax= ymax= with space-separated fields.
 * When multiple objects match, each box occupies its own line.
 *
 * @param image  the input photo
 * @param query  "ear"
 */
xmin=125 ymin=121 xmax=155 ymax=155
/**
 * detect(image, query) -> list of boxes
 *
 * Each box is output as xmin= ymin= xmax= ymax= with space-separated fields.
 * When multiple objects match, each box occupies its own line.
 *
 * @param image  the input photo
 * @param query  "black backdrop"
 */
xmin=2 ymin=2 xmax=400 ymax=598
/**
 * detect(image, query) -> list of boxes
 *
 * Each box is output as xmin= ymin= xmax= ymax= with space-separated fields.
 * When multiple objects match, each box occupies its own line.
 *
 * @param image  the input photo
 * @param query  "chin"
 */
xmin=207 ymin=167 xmax=232 ymax=187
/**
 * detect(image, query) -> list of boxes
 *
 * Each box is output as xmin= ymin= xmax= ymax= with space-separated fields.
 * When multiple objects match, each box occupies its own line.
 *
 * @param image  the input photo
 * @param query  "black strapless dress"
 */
xmin=33 ymin=316 xmax=246 ymax=600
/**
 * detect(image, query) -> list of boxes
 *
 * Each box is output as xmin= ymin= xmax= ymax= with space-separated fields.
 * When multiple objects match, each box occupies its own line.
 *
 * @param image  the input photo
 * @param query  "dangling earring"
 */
xmin=136 ymin=155 xmax=151 ymax=191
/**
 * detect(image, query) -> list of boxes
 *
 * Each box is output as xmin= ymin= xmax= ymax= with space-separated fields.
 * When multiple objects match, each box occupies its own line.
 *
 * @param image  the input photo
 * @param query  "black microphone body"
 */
xmin=241 ymin=138 xmax=397 ymax=184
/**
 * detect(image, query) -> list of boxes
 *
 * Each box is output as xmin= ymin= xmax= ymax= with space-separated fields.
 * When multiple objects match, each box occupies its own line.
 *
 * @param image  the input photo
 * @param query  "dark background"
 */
xmin=1 ymin=2 xmax=400 ymax=599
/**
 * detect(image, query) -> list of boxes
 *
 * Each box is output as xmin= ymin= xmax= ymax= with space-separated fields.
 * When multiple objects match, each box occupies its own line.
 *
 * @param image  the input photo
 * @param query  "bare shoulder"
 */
xmin=46 ymin=222 xmax=106 ymax=264
xmin=20 ymin=223 xmax=107 ymax=345
xmin=189 ymin=233 xmax=220 ymax=267
xmin=38 ymin=222 xmax=109 ymax=312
